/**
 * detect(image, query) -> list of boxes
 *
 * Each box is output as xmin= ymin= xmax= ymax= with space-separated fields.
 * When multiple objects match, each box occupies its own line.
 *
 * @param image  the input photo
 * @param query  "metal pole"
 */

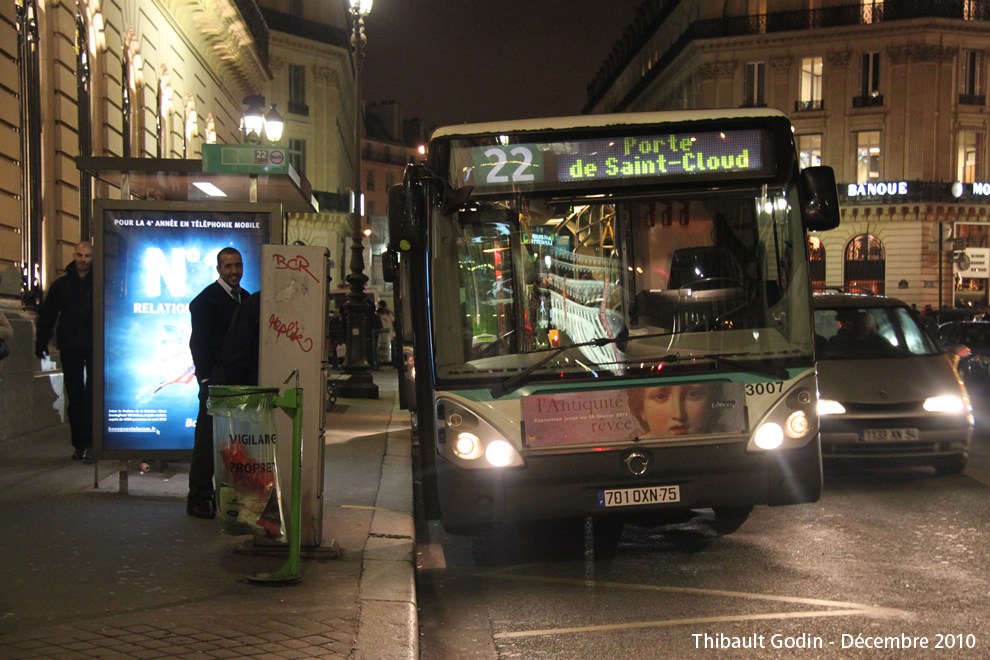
xmin=340 ymin=7 xmax=378 ymax=399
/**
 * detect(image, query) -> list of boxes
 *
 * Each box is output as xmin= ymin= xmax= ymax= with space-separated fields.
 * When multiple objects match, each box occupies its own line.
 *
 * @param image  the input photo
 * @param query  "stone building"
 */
xmin=585 ymin=0 xmax=990 ymax=312
xmin=0 ymin=0 xmax=362 ymax=441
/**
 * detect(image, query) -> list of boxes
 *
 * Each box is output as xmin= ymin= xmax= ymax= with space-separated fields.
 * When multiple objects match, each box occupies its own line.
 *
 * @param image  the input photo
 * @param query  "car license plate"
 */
xmin=598 ymin=485 xmax=680 ymax=508
xmin=861 ymin=428 xmax=920 ymax=442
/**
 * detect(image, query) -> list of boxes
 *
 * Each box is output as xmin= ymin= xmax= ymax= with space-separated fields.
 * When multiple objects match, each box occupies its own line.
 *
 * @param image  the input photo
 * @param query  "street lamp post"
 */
xmin=339 ymin=0 xmax=378 ymax=399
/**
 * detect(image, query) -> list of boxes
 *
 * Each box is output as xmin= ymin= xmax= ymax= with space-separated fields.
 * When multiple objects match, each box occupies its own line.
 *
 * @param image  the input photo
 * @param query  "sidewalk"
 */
xmin=0 ymin=369 xmax=417 ymax=659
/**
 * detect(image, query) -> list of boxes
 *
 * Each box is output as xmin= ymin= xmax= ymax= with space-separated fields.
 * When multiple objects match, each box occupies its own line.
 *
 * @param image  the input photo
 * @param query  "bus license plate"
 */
xmin=862 ymin=428 xmax=919 ymax=442
xmin=598 ymin=485 xmax=680 ymax=508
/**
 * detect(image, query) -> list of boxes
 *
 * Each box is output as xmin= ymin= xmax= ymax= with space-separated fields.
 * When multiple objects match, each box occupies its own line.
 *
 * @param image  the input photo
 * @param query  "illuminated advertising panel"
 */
xmin=447 ymin=129 xmax=772 ymax=193
xmin=94 ymin=201 xmax=280 ymax=459
xmin=521 ymin=382 xmax=747 ymax=448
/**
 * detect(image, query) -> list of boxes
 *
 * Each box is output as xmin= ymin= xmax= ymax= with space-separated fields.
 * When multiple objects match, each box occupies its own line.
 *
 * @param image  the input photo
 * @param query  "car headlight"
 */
xmin=923 ymin=395 xmax=964 ymax=413
xmin=818 ymin=399 xmax=846 ymax=415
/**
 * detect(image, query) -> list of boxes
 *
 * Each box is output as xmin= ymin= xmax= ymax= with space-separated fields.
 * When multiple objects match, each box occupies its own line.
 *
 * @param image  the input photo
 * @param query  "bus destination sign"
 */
xmin=452 ymin=129 xmax=768 ymax=191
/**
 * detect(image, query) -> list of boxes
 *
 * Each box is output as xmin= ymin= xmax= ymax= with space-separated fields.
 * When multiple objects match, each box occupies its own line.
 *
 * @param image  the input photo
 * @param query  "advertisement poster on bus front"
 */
xmin=95 ymin=201 xmax=280 ymax=458
xmin=521 ymin=382 xmax=747 ymax=447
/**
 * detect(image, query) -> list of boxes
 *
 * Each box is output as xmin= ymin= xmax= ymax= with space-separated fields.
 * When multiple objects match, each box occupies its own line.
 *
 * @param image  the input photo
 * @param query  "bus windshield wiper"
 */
xmin=489 ymin=330 xmax=676 ymax=399
xmin=489 ymin=340 xmax=790 ymax=399
xmin=691 ymin=352 xmax=789 ymax=381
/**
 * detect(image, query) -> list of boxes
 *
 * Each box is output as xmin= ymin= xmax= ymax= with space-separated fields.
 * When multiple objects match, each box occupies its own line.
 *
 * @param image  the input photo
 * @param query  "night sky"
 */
xmin=361 ymin=0 xmax=644 ymax=134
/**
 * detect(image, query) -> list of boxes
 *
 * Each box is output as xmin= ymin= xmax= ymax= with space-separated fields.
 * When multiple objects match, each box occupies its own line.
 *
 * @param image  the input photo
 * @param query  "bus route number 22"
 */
xmin=484 ymin=146 xmax=536 ymax=184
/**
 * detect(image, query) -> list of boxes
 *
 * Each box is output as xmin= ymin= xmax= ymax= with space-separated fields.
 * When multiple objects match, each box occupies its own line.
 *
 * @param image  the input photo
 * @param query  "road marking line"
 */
xmin=479 ymin=570 xmax=907 ymax=615
xmin=477 ymin=569 xmax=910 ymax=640
xmin=493 ymin=608 xmax=869 ymax=640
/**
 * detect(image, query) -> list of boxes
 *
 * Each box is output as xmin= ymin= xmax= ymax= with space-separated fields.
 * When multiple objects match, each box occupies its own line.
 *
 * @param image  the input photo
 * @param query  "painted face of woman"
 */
xmin=640 ymin=384 xmax=711 ymax=436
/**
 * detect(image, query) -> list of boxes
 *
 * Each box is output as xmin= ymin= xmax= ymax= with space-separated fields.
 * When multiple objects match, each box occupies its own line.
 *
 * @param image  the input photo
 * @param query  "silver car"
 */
xmin=813 ymin=292 xmax=972 ymax=474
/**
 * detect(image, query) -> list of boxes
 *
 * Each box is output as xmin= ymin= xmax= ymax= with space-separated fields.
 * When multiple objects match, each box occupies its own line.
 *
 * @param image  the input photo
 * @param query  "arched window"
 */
xmin=844 ymin=233 xmax=885 ymax=294
xmin=808 ymin=236 xmax=826 ymax=291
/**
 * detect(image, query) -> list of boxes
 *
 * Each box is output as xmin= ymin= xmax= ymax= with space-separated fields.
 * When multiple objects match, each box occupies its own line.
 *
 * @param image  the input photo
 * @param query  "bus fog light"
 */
xmin=754 ymin=423 xmax=784 ymax=450
xmin=485 ymin=439 xmax=517 ymax=467
xmin=454 ymin=432 xmax=483 ymax=460
xmin=785 ymin=411 xmax=809 ymax=438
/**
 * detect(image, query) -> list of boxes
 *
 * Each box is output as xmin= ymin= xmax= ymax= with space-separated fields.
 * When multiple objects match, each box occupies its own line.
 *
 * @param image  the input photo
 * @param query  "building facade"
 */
xmin=586 ymin=0 xmax=990 ymax=312
xmin=0 ymin=0 xmax=361 ymax=441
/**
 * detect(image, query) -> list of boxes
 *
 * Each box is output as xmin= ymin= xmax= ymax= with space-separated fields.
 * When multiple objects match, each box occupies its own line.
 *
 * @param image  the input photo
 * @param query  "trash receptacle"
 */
xmin=208 ymin=386 xmax=286 ymax=542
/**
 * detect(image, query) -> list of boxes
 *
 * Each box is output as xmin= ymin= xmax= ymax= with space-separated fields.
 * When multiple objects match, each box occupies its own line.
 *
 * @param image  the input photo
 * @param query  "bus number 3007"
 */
xmin=599 ymin=485 xmax=681 ymax=508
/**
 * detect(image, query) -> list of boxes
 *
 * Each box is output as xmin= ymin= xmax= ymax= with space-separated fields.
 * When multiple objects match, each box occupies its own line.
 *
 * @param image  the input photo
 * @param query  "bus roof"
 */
xmin=430 ymin=108 xmax=789 ymax=141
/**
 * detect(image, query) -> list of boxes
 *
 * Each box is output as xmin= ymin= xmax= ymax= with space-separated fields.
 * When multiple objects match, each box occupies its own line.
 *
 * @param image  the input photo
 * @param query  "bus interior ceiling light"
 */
xmin=192 ymin=181 xmax=227 ymax=197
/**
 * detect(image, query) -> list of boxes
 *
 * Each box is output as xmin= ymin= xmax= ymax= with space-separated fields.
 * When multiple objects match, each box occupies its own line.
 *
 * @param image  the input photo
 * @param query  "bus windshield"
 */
xmin=430 ymin=184 xmax=815 ymax=386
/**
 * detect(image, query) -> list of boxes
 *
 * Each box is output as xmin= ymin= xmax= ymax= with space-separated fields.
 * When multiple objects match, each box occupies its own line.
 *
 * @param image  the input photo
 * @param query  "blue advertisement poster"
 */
xmin=97 ymin=203 xmax=277 ymax=455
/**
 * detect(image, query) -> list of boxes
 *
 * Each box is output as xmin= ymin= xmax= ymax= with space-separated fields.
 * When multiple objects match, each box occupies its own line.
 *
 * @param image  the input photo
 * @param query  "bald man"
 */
xmin=36 ymin=241 xmax=95 ymax=460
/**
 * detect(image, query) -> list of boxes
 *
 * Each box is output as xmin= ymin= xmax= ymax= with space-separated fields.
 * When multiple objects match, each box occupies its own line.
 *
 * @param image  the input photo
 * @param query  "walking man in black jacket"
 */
xmin=36 ymin=241 xmax=94 ymax=461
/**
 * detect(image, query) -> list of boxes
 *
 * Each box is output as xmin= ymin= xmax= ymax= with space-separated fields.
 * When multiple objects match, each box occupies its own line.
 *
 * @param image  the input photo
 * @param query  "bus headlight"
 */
xmin=745 ymin=374 xmax=819 ymax=453
xmin=754 ymin=423 xmax=784 ymax=450
xmin=785 ymin=411 xmax=809 ymax=438
xmin=437 ymin=399 xmax=525 ymax=469
xmin=454 ymin=432 xmax=484 ymax=460
xmin=485 ymin=440 xmax=518 ymax=467
xmin=817 ymin=399 xmax=846 ymax=415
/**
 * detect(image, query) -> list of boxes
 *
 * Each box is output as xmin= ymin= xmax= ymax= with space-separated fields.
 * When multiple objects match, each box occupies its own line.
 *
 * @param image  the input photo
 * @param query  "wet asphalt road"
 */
xmin=415 ymin=391 xmax=990 ymax=659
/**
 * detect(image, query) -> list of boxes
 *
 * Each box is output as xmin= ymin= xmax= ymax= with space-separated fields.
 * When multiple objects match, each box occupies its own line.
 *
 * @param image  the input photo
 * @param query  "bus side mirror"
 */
xmin=387 ymin=183 xmax=417 ymax=252
xmin=799 ymin=166 xmax=841 ymax=232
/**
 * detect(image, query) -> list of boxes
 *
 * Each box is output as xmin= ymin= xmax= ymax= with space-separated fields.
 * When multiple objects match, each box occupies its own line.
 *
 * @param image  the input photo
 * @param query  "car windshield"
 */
xmin=429 ymin=185 xmax=816 ymax=385
xmin=814 ymin=306 xmax=940 ymax=359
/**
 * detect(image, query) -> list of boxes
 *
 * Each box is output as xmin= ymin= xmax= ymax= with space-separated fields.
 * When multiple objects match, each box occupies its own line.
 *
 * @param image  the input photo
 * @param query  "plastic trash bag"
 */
xmin=208 ymin=386 xmax=286 ymax=542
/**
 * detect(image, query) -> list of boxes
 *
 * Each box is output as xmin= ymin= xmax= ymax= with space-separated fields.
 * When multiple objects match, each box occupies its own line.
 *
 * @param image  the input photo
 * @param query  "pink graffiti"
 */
xmin=271 ymin=253 xmax=319 ymax=282
xmin=269 ymin=314 xmax=314 ymax=352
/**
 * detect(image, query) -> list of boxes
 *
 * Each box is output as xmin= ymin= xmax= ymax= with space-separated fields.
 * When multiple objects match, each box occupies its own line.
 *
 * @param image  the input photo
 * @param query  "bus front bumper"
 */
xmin=434 ymin=437 xmax=822 ymax=535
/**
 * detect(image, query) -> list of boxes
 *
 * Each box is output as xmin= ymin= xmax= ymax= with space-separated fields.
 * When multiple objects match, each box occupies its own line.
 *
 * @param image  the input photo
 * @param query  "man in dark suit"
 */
xmin=186 ymin=247 xmax=247 ymax=519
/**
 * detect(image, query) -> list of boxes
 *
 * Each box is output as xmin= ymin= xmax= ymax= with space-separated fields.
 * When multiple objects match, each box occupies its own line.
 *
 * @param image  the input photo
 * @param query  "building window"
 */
xmin=854 ymin=52 xmax=883 ymax=107
xmin=798 ymin=134 xmax=823 ymax=169
xmin=797 ymin=57 xmax=823 ymax=112
xmin=960 ymin=50 xmax=985 ymax=105
xmin=856 ymin=131 xmax=881 ymax=182
xmin=844 ymin=234 xmax=885 ymax=295
xmin=288 ymin=64 xmax=308 ymax=116
xmin=809 ymin=236 xmax=826 ymax=291
xmin=289 ymin=0 xmax=304 ymax=17
xmin=743 ymin=61 xmax=765 ymax=107
xmin=861 ymin=0 xmax=883 ymax=24
xmin=366 ymin=169 xmax=376 ymax=191
xmin=957 ymin=131 xmax=984 ymax=183
xmin=289 ymin=138 xmax=306 ymax=175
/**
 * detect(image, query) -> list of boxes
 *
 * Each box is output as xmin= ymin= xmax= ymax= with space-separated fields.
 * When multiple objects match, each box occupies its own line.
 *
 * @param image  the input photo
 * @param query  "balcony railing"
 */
xmin=959 ymin=93 xmax=986 ymax=106
xmin=795 ymin=100 xmax=825 ymax=112
xmin=852 ymin=94 xmax=884 ymax=108
xmin=587 ymin=0 xmax=990 ymax=114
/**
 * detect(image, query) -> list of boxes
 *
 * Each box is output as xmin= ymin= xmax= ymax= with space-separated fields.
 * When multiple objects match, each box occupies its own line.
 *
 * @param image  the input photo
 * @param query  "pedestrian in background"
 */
xmin=186 ymin=247 xmax=248 ymax=519
xmin=376 ymin=300 xmax=395 ymax=366
xmin=0 ymin=280 xmax=13 ymax=359
xmin=35 ymin=241 xmax=94 ymax=461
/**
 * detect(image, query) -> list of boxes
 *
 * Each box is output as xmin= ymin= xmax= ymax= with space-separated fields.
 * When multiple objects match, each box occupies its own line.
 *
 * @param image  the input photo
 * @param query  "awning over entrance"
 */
xmin=76 ymin=156 xmax=319 ymax=214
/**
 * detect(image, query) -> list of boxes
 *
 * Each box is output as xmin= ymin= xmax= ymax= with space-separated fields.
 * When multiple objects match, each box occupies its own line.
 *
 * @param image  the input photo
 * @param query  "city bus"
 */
xmin=384 ymin=109 xmax=840 ymax=535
